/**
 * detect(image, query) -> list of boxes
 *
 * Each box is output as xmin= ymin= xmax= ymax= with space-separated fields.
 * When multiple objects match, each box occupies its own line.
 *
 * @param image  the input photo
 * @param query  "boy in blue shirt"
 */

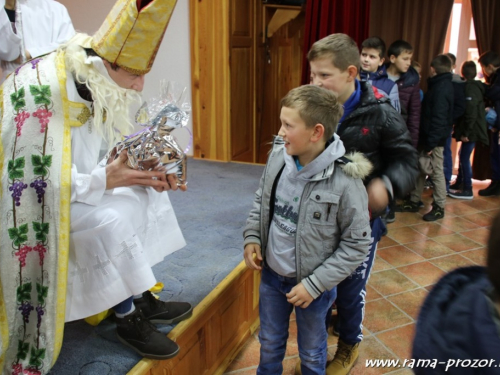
xmin=243 ymin=84 xmax=372 ymax=375
xmin=308 ymin=33 xmax=418 ymax=375
xmin=359 ymin=36 xmax=400 ymax=113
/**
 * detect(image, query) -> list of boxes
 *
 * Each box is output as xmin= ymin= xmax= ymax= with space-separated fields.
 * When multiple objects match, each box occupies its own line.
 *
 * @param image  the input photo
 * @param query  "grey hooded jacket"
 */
xmin=243 ymin=136 xmax=373 ymax=299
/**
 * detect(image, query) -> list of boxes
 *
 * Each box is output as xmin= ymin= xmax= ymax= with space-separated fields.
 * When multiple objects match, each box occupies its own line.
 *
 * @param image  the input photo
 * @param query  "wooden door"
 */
xmin=256 ymin=5 xmax=305 ymax=163
xmin=230 ymin=0 xmax=255 ymax=162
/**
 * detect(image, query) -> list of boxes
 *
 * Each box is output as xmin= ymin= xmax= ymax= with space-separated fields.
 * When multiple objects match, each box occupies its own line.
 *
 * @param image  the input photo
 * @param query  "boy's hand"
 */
xmin=244 ymin=243 xmax=262 ymax=270
xmin=366 ymin=177 xmax=389 ymax=217
xmin=286 ymin=283 xmax=313 ymax=308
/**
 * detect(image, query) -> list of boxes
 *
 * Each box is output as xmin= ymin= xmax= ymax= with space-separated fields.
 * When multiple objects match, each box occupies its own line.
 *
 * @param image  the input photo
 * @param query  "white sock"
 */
xmin=133 ymin=293 xmax=144 ymax=300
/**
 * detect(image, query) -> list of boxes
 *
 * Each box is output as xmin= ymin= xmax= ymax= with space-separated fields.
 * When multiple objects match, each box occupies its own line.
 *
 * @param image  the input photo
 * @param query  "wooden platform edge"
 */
xmin=128 ymin=259 xmax=261 ymax=375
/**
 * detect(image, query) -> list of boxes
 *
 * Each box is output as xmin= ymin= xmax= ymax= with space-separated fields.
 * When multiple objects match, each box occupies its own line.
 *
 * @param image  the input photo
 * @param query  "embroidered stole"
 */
xmin=0 ymin=51 xmax=73 ymax=375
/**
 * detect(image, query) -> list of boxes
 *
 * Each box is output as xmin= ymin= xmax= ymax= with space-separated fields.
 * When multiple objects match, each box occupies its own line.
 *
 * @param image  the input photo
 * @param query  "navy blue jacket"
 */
xmin=486 ymin=71 xmax=500 ymax=130
xmin=412 ymin=266 xmax=500 ymax=374
xmin=420 ymin=72 xmax=454 ymax=152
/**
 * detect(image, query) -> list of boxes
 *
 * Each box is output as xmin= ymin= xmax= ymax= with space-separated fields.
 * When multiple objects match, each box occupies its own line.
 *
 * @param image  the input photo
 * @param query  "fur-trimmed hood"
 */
xmin=339 ymin=152 xmax=373 ymax=180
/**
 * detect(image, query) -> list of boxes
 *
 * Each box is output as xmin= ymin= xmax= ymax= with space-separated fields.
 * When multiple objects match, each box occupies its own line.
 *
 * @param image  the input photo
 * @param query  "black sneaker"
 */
xmin=449 ymin=181 xmax=463 ymax=191
xmin=418 ymin=200 xmax=425 ymax=208
xmin=423 ymin=203 xmax=445 ymax=221
xmin=116 ymin=309 xmax=180 ymax=359
xmin=448 ymin=189 xmax=473 ymax=200
xmin=424 ymin=178 xmax=434 ymax=190
xmin=478 ymin=181 xmax=500 ymax=197
xmin=395 ymin=200 xmax=420 ymax=212
xmin=385 ymin=209 xmax=396 ymax=223
xmin=134 ymin=291 xmax=193 ymax=324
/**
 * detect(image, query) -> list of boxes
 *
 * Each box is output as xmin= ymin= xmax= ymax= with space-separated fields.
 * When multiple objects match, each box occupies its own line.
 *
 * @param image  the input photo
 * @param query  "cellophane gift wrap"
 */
xmin=105 ymin=82 xmax=191 ymax=186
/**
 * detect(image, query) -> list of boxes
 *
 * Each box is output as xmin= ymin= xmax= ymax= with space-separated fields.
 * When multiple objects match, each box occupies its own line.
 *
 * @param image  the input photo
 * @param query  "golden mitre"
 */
xmin=90 ymin=0 xmax=177 ymax=75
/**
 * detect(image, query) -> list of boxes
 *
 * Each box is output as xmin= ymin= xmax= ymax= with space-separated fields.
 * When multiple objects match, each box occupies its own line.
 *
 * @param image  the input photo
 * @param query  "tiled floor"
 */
xmin=225 ymin=180 xmax=500 ymax=375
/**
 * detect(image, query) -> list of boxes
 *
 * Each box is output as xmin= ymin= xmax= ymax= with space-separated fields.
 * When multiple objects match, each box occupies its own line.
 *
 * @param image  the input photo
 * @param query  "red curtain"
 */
xmin=301 ymin=0 xmax=371 ymax=84
xmin=369 ymin=0 xmax=454 ymax=92
xmin=470 ymin=0 xmax=500 ymax=180
xmin=471 ymin=0 xmax=500 ymax=55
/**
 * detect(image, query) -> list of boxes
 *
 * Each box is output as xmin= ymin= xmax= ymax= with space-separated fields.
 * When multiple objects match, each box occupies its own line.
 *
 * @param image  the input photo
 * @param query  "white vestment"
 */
xmin=64 ymin=73 xmax=186 ymax=322
xmin=0 ymin=0 xmax=75 ymax=82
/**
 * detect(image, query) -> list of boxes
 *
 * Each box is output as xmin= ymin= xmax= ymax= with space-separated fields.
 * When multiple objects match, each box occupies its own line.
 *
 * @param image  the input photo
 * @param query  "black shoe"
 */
xmin=478 ymin=181 xmax=500 ymax=197
xmin=385 ymin=209 xmax=395 ymax=223
xmin=134 ymin=291 xmax=193 ymax=324
xmin=418 ymin=200 xmax=425 ymax=208
xmin=424 ymin=178 xmax=434 ymax=190
xmin=423 ymin=203 xmax=445 ymax=221
xmin=449 ymin=181 xmax=463 ymax=191
xmin=395 ymin=200 xmax=420 ymax=212
xmin=116 ymin=309 xmax=180 ymax=359
xmin=448 ymin=189 xmax=473 ymax=200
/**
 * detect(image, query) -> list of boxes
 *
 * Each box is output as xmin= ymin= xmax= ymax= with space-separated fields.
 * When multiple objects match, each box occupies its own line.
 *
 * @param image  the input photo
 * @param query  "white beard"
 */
xmin=62 ymin=37 xmax=142 ymax=145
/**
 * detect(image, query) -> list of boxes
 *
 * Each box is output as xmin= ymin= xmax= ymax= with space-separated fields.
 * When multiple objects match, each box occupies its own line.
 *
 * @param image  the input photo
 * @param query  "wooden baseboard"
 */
xmin=128 ymin=261 xmax=260 ymax=375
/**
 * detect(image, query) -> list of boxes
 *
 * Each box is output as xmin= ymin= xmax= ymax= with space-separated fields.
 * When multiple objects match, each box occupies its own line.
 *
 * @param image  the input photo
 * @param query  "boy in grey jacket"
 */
xmin=243 ymin=85 xmax=372 ymax=375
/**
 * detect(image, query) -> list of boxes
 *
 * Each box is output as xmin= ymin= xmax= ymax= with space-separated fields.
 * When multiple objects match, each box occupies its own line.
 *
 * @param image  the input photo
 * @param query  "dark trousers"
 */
xmin=334 ymin=217 xmax=384 ymax=345
xmin=455 ymin=141 xmax=476 ymax=190
xmin=491 ymin=131 xmax=500 ymax=181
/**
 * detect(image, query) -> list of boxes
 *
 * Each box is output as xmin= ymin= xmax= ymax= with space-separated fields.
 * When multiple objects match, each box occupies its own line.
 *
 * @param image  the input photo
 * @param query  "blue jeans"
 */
xmin=443 ymin=133 xmax=453 ymax=191
xmin=456 ymin=141 xmax=476 ymax=190
xmin=258 ymin=264 xmax=336 ymax=375
xmin=335 ymin=217 xmax=384 ymax=345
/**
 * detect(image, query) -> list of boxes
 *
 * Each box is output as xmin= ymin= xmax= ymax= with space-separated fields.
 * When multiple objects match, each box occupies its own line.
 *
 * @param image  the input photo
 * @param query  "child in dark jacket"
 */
xmin=398 ymin=55 xmax=454 ymax=221
xmin=449 ymin=61 xmax=489 ymax=200
xmin=387 ymin=40 xmax=421 ymax=149
xmin=307 ymin=33 xmax=418 ymax=375
xmin=412 ymin=211 xmax=500 ymax=375
xmin=443 ymin=52 xmax=467 ymax=193
xmin=478 ymin=51 xmax=500 ymax=196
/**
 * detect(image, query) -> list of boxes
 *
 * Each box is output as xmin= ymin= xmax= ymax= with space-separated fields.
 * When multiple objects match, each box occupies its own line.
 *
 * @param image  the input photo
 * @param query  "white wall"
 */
xmin=60 ymin=0 xmax=193 ymax=154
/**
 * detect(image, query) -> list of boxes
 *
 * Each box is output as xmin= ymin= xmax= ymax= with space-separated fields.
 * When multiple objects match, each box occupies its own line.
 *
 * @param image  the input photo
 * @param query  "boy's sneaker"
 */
xmin=134 ymin=291 xmax=193 ymax=324
xmin=423 ymin=203 xmax=445 ymax=221
xmin=448 ymin=189 xmax=473 ymax=200
xmin=424 ymin=178 xmax=434 ymax=189
xmin=326 ymin=340 xmax=359 ymax=375
xmin=385 ymin=209 xmax=396 ymax=223
xmin=395 ymin=200 xmax=419 ymax=212
xmin=116 ymin=309 xmax=180 ymax=359
xmin=478 ymin=181 xmax=500 ymax=196
xmin=449 ymin=181 xmax=463 ymax=191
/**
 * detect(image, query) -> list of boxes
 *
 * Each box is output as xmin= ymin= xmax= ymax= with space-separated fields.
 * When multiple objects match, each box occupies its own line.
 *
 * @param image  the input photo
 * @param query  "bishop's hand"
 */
xmin=105 ymin=151 xmax=185 ymax=192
